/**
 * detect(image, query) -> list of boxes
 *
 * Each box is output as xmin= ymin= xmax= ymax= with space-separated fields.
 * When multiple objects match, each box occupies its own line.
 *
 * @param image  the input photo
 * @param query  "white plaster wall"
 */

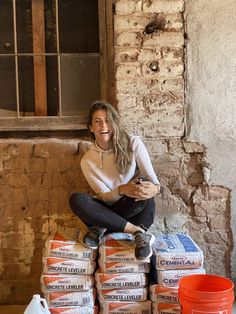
xmin=185 ymin=0 xmax=236 ymax=282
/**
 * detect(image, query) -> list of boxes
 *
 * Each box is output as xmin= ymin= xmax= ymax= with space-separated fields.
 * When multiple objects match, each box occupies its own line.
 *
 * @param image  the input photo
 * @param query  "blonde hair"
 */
xmin=87 ymin=101 xmax=131 ymax=173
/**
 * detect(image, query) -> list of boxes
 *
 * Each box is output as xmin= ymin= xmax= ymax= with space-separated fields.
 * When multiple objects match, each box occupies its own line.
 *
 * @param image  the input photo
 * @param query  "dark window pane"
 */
xmin=45 ymin=0 xmax=57 ymax=53
xmin=16 ymin=0 xmax=33 ymax=53
xmin=18 ymin=56 xmax=35 ymax=115
xmin=0 ymin=57 xmax=16 ymax=116
xmin=0 ymin=0 xmax=14 ymax=54
xmin=59 ymin=0 xmax=99 ymax=53
xmin=18 ymin=56 xmax=59 ymax=116
xmin=46 ymin=56 xmax=59 ymax=116
xmin=60 ymin=55 xmax=100 ymax=116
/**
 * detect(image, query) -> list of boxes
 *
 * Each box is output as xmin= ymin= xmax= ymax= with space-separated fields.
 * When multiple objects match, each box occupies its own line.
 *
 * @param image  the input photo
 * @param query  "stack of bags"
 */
xmin=149 ymin=233 xmax=205 ymax=314
xmin=95 ymin=232 xmax=152 ymax=314
xmin=41 ymin=228 xmax=98 ymax=314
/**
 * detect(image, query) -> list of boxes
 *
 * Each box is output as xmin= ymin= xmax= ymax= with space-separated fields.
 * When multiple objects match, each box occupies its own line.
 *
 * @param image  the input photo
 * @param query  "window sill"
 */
xmin=0 ymin=116 xmax=88 ymax=132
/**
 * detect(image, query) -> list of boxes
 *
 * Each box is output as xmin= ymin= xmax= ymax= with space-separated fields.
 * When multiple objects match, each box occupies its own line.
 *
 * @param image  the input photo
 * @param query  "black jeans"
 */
xmin=69 ymin=192 xmax=155 ymax=232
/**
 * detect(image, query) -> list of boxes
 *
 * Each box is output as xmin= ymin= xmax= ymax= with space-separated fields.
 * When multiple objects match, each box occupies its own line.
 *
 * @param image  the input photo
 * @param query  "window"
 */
xmin=0 ymin=0 xmax=114 ymax=131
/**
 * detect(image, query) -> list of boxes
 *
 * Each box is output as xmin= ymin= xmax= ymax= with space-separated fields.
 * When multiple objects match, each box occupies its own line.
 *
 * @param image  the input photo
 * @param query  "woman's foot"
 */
xmin=134 ymin=229 xmax=155 ymax=260
xmin=83 ymin=226 xmax=105 ymax=249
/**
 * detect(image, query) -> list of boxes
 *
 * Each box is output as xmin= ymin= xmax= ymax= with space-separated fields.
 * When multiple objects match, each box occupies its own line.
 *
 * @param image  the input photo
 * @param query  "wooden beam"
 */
xmin=98 ymin=0 xmax=107 ymax=100
xmin=32 ymin=0 xmax=47 ymax=116
xmin=98 ymin=0 xmax=115 ymax=105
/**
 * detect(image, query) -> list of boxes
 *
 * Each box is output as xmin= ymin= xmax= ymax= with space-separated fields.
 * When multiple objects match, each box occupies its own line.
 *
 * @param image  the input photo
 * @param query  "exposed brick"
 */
xmin=12 ymin=157 xmax=30 ymax=172
xmin=144 ymin=139 xmax=169 ymax=156
xmin=143 ymin=31 xmax=184 ymax=47
xmin=116 ymin=64 xmax=142 ymax=78
xmin=161 ymin=78 xmax=184 ymax=92
xmin=0 ymin=187 xmax=26 ymax=204
xmin=115 ymin=0 xmax=142 ymax=14
xmin=162 ymin=46 xmax=183 ymax=60
xmin=114 ymin=14 xmax=150 ymax=31
xmin=3 ymin=173 xmax=29 ymax=187
xmin=115 ymin=48 xmax=140 ymax=63
xmin=141 ymin=60 xmax=184 ymax=78
xmin=143 ymin=120 xmax=184 ymax=137
xmin=29 ymin=157 xmax=46 ymax=171
xmin=115 ymin=48 xmax=162 ymax=64
xmin=28 ymin=172 xmax=46 ymax=186
xmin=154 ymin=158 xmax=181 ymax=177
xmin=115 ymin=31 xmax=142 ymax=47
xmin=168 ymin=138 xmax=185 ymax=155
xmin=143 ymin=0 xmax=184 ymax=13
xmin=116 ymin=79 xmax=162 ymax=95
xmin=183 ymin=142 xmax=205 ymax=153
xmin=26 ymin=187 xmax=49 ymax=203
xmin=25 ymin=202 xmax=49 ymax=218
xmin=34 ymin=140 xmax=78 ymax=158
xmin=2 ymin=233 xmax=25 ymax=250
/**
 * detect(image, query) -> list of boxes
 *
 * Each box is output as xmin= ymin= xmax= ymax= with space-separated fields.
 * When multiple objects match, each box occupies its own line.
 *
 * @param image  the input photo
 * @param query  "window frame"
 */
xmin=0 ymin=0 xmax=115 ymax=133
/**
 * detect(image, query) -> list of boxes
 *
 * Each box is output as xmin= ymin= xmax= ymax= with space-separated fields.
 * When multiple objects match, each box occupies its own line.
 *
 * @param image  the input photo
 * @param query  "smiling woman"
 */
xmin=69 ymin=100 xmax=161 ymax=261
xmin=89 ymin=109 xmax=112 ymax=150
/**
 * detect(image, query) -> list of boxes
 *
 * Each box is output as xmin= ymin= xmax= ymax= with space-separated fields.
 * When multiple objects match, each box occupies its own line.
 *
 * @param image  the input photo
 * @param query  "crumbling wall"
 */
xmin=0 ymin=139 xmax=92 ymax=303
xmin=114 ymin=0 xmax=232 ymax=276
xmin=0 ymin=0 xmax=233 ymax=304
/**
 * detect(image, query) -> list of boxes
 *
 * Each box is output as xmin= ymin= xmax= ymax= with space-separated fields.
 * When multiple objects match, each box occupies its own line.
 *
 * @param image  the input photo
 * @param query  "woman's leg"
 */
xmin=69 ymin=192 xmax=128 ymax=232
xmin=112 ymin=196 xmax=156 ymax=261
xmin=111 ymin=196 xmax=155 ymax=227
xmin=111 ymin=196 xmax=148 ymax=220
xmin=70 ymin=192 xmax=156 ymax=259
xmin=126 ymin=198 xmax=155 ymax=229
xmin=70 ymin=192 xmax=155 ymax=231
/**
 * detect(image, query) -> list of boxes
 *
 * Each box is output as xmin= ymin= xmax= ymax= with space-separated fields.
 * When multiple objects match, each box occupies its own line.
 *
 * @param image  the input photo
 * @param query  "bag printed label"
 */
xmin=99 ymin=261 xmax=150 ymax=274
xmin=45 ymin=240 xmax=96 ymax=261
xmin=157 ymin=268 xmax=205 ymax=288
xmin=45 ymin=290 xmax=95 ymax=307
xmin=49 ymin=305 xmax=98 ymax=314
xmin=43 ymin=257 xmax=96 ymax=275
xmin=152 ymin=233 xmax=203 ymax=270
xmin=95 ymin=272 xmax=147 ymax=290
xmin=98 ymin=287 xmax=148 ymax=302
xmin=41 ymin=274 xmax=94 ymax=292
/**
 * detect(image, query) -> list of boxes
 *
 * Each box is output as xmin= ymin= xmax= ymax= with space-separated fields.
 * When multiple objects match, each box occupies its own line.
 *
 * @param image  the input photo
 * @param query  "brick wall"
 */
xmin=0 ymin=0 xmax=233 ymax=304
xmin=114 ymin=0 xmax=232 ymax=278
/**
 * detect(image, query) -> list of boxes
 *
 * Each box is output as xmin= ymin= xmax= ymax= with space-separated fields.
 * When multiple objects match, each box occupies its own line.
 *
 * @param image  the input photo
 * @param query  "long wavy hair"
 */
xmin=87 ymin=101 xmax=131 ymax=173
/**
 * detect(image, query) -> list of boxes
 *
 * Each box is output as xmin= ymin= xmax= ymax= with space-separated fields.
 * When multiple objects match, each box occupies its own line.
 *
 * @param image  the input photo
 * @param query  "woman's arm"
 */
xmin=121 ymin=136 xmax=161 ymax=200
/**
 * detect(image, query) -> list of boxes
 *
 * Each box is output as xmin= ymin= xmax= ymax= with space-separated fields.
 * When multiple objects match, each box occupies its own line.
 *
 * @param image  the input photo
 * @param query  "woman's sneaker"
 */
xmin=134 ymin=229 xmax=155 ymax=260
xmin=83 ymin=226 xmax=105 ymax=249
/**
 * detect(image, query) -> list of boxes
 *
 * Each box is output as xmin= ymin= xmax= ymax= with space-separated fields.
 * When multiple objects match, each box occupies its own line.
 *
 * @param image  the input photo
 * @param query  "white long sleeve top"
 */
xmin=80 ymin=135 xmax=160 ymax=205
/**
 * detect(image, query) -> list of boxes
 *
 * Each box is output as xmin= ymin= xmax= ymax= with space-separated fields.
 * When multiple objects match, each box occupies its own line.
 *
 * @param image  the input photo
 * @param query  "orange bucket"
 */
xmin=178 ymin=274 xmax=234 ymax=314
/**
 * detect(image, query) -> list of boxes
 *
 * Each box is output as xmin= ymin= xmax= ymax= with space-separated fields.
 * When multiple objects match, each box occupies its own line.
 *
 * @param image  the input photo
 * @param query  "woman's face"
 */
xmin=89 ymin=109 xmax=113 ymax=150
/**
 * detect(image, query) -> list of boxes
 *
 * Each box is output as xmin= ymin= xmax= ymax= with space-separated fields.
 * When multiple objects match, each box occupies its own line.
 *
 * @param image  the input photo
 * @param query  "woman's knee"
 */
xmin=143 ymin=198 xmax=155 ymax=226
xmin=69 ymin=192 xmax=87 ymax=211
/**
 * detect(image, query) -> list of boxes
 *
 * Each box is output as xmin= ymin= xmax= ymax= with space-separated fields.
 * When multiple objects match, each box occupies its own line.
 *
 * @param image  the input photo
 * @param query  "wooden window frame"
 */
xmin=0 ymin=0 xmax=114 ymax=133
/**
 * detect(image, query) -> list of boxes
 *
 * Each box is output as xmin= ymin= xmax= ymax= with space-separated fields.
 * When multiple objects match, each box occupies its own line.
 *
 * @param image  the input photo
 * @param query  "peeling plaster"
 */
xmin=185 ymin=0 xmax=236 ymax=282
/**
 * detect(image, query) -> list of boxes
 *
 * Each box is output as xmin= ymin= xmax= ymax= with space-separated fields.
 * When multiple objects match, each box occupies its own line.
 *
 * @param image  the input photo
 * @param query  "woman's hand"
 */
xmin=118 ymin=181 xmax=160 ymax=201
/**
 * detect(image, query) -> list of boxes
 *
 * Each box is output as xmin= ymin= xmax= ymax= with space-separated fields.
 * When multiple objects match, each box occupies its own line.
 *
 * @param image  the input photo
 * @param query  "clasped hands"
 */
xmin=118 ymin=179 xmax=160 ymax=201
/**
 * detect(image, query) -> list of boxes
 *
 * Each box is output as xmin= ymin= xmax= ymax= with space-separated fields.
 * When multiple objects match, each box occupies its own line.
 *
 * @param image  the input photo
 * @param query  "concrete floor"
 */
xmin=0 ymin=304 xmax=236 ymax=314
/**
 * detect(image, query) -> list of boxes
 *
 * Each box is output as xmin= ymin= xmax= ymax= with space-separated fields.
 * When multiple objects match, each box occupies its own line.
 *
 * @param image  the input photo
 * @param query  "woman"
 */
xmin=69 ymin=101 xmax=161 ymax=260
